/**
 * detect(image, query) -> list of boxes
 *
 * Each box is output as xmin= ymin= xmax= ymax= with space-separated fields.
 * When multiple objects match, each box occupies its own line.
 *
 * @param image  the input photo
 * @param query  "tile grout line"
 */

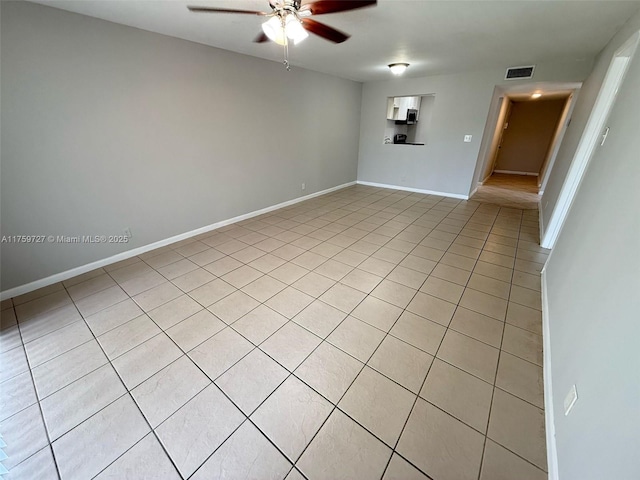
xmin=475 ymin=205 xmax=521 ymax=480
xmin=168 ymin=192 xmax=470 ymax=477
xmin=230 ymin=192 xmax=524 ymax=476
xmin=36 ymin=189 xmax=396 ymax=476
xmin=183 ymin=188 xmax=410 ymax=478
xmin=2 ymin=304 xmax=63 ymax=479
xmin=59 ymin=279 xmax=187 ymax=480
xmin=294 ymin=194 xmax=490 ymax=478
xmin=253 ymin=193 xmax=465 ymax=477
xmin=379 ymin=198 xmax=491 ymax=479
xmin=475 ymin=207 xmax=549 ymax=478
xmin=5 ymin=186 xmax=546 ymax=479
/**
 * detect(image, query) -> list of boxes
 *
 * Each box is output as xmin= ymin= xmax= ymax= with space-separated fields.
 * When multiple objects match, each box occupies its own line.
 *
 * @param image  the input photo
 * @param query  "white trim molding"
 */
xmin=356 ymin=180 xmax=469 ymax=200
xmin=0 ymin=181 xmax=356 ymax=301
xmin=542 ymin=268 xmax=560 ymax=480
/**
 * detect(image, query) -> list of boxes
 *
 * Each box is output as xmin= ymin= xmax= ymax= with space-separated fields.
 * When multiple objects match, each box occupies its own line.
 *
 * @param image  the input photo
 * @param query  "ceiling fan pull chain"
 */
xmin=283 ymin=40 xmax=291 ymax=71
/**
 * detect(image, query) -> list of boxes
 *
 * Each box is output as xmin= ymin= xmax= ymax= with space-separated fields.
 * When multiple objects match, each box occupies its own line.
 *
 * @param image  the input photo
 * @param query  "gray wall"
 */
xmin=541 ymin=10 xmax=640 ymax=230
xmin=0 ymin=1 xmax=362 ymax=291
xmin=544 ymin=10 xmax=640 ymax=479
xmin=357 ymin=61 xmax=593 ymax=197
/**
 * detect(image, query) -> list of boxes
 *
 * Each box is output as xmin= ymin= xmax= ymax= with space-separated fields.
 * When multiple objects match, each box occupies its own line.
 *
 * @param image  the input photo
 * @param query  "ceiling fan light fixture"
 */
xmin=262 ymin=15 xmax=288 ymax=46
xmin=389 ymin=63 xmax=409 ymax=75
xmin=285 ymin=14 xmax=309 ymax=44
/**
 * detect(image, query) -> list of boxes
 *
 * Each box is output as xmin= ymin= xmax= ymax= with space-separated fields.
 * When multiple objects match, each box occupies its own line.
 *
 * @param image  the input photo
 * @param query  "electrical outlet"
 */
xmin=301 ymin=183 xmax=306 ymax=191
xmin=123 ymin=227 xmax=132 ymax=238
xmin=564 ymin=384 xmax=578 ymax=416
xmin=464 ymin=135 xmax=473 ymax=142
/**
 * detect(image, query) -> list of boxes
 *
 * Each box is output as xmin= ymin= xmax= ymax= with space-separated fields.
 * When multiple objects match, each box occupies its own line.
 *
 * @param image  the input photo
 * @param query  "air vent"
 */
xmin=505 ymin=65 xmax=535 ymax=80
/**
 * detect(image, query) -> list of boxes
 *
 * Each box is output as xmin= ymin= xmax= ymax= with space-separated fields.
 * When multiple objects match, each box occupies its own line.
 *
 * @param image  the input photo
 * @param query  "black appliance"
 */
xmin=395 ymin=109 xmax=418 ymax=125
xmin=394 ymin=134 xmax=407 ymax=144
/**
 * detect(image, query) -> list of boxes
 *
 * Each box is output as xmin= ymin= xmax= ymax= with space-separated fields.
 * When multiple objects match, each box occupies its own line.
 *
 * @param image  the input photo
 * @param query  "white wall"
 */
xmin=543 ymin=10 xmax=640 ymax=479
xmin=357 ymin=62 xmax=593 ymax=197
xmin=0 ymin=1 xmax=362 ymax=292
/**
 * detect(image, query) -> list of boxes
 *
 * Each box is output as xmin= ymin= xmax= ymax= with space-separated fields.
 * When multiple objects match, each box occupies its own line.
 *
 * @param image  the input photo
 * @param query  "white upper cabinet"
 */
xmin=396 ymin=97 xmax=409 ymax=120
xmin=387 ymin=96 xmax=421 ymax=120
xmin=408 ymin=96 xmax=421 ymax=111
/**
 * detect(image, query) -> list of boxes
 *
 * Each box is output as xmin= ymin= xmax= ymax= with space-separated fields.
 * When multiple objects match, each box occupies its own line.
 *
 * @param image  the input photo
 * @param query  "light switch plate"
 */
xmin=464 ymin=135 xmax=473 ymax=142
xmin=564 ymin=384 xmax=578 ymax=416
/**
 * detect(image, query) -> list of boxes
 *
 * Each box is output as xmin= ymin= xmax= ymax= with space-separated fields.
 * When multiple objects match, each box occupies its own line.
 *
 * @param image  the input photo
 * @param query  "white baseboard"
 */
xmin=356 ymin=180 xmax=469 ymax=200
xmin=0 ymin=181 xmax=356 ymax=301
xmin=541 ymin=268 xmax=560 ymax=480
xmin=539 ymin=202 xmax=547 ymax=247
xmin=468 ymin=187 xmax=478 ymax=197
xmin=494 ymin=170 xmax=539 ymax=176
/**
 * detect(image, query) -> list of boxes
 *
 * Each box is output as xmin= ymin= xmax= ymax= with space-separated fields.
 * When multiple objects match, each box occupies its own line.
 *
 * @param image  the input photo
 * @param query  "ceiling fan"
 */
xmin=187 ymin=1 xmax=377 ymax=45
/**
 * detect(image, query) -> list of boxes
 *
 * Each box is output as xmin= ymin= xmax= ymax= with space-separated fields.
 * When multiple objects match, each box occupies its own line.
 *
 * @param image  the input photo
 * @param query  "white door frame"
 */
xmin=541 ymin=31 xmax=640 ymax=249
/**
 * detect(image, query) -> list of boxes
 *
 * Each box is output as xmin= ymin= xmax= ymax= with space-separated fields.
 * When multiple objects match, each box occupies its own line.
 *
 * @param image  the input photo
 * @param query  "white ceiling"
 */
xmin=33 ymin=0 xmax=640 ymax=82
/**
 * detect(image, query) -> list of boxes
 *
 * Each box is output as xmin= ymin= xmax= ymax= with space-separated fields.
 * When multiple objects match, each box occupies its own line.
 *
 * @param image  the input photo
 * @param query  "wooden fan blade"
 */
xmin=301 ymin=18 xmax=350 ymax=43
xmin=187 ymin=6 xmax=267 ymax=15
xmin=254 ymin=32 xmax=269 ymax=43
xmin=302 ymin=0 xmax=376 ymax=15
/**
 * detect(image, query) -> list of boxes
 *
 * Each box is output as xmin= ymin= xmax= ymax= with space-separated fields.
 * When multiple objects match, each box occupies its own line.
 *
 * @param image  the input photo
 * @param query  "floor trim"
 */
xmin=494 ymin=169 xmax=539 ymax=176
xmin=355 ymin=180 xmax=469 ymax=200
xmin=542 ymin=268 xmax=560 ymax=480
xmin=0 ymin=181 xmax=356 ymax=301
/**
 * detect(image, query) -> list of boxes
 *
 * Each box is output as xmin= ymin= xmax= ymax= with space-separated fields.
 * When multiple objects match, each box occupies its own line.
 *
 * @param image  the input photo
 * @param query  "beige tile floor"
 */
xmin=472 ymin=173 xmax=541 ymax=210
xmin=0 ymin=185 xmax=550 ymax=480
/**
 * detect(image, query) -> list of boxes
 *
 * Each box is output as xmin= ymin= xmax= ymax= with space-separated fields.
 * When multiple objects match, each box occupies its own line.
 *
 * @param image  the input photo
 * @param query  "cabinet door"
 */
xmin=386 ymin=98 xmax=396 ymax=120
xmin=409 ymin=96 xmax=422 ymax=111
xmin=396 ymin=97 xmax=408 ymax=120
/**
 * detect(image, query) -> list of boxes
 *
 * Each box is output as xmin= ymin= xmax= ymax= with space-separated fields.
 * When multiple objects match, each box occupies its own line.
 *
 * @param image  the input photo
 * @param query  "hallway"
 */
xmin=472 ymin=174 xmax=540 ymax=210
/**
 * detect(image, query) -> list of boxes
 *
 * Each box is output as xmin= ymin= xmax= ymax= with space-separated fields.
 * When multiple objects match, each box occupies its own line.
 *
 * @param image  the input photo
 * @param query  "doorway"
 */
xmin=471 ymin=82 xmax=580 ymax=211
xmin=482 ymin=93 xmax=571 ymax=186
xmin=493 ymin=97 xmax=568 ymax=177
